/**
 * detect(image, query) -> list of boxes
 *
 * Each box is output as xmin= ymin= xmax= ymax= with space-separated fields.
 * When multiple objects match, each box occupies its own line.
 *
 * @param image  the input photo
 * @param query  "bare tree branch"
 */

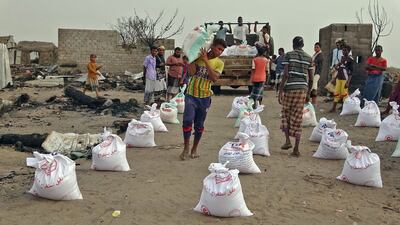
xmin=356 ymin=0 xmax=394 ymax=53
xmin=111 ymin=9 xmax=184 ymax=48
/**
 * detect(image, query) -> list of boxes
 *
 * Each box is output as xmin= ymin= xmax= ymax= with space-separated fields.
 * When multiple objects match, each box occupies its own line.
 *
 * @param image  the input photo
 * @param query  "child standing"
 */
xmin=179 ymin=39 xmax=226 ymax=160
xmin=330 ymin=45 xmax=353 ymax=112
xmin=83 ymin=54 xmax=102 ymax=97
xmin=143 ymin=46 xmax=158 ymax=105
xmin=250 ymin=47 xmax=269 ymax=107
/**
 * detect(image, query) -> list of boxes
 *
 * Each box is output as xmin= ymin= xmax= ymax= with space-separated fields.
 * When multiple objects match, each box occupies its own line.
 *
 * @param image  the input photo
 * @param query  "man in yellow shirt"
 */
xmin=179 ymin=39 xmax=226 ymax=160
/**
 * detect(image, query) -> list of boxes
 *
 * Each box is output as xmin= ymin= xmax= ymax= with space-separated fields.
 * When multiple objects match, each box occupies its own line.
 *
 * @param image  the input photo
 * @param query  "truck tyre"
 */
xmin=212 ymin=86 xmax=221 ymax=95
xmin=230 ymin=85 xmax=240 ymax=89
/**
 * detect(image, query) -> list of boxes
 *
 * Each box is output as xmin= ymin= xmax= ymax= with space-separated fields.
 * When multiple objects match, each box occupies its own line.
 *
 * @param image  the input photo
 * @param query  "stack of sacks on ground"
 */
xmin=140 ymin=103 xmax=168 ymax=132
xmin=183 ymin=26 xmax=214 ymax=63
xmin=309 ymin=117 xmax=337 ymax=142
xmin=313 ymin=128 xmax=349 ymax=159
xmin=170 ymin=85 xmax=186 ymax=114
xmin=219 ymin=133 xmax=261 ymax=174
xmin=160 ymin=102 xmax=179 ymax=124
xmin=375 ymin=102 xmax=400 ymax=141
xmin=124 ymin=119 xmax=156 ymax=147
xmin=355 ymin=100 xmax=381 ymax=127
xmin=26 ymin=152 xmax=83 ymax=200
xmin=235 ymin=106 xmax=270 ymax=156
xmin=234 ymin=100 xmax=256 ymax=128
xmin=337 ymin=141 xmax=383 ymax=188
xmin=302 ymin=102 xmax=318 ymax=127
xmin=227 ymin=96 xmax=251 ymax=118
xmin=91 ymin=128 xmax=130 ymax=171
xmin=194 ymin=162 xmax=253 ymax=217
xmin=340 ymin=89 xmax=362 ymax=116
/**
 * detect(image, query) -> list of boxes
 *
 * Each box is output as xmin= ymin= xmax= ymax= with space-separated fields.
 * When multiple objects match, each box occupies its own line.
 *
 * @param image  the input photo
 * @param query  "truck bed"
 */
xmin=215 ymin=56 xmax=253 ymax=86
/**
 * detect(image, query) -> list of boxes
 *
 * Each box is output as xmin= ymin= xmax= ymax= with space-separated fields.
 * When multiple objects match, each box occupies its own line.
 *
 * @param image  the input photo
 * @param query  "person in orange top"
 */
xmin=83 ymin=54 xmax=103 ymax=97
xmin=250 ymin=47 xmax=269 ymax=108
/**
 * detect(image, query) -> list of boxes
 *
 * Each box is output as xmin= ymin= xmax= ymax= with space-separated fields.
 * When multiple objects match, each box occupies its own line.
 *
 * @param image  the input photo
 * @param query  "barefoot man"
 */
xmin=179 ymin=39 xmax=226 ymax=160
xmin=278 ymin=36 xmax=313 ymax=157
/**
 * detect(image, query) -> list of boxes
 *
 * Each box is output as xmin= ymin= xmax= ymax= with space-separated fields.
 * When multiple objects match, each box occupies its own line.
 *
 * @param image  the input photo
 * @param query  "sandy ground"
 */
xmin=0 ymin=86 xmax=399 ymax=225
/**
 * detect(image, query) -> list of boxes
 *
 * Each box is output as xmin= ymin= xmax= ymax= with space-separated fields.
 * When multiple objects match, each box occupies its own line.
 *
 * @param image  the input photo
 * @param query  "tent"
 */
xmin=0 ymin=43 xmax=12 ymax=89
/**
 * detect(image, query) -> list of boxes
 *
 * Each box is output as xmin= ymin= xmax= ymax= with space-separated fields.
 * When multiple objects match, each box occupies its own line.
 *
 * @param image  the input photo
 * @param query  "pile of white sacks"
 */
xmin=307 ymin=89 xmax=400 ymax=189
xmin=27 ymin=127 xmax=131 ymax=200
xmin=25 ymin=92 xmax=187 ymax=201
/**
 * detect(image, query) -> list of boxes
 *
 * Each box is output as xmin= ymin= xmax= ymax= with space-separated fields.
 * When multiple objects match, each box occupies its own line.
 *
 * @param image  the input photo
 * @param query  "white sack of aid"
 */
xmin=355 ymin=100 xmax=381 ymax=127
xmin=375 ymin=101 xmax=400 ymax=141
xmin=235 ymin=104 xmax=263 ymax=132
xmin=194 ymin=162 xmax=253 ymax=217
xmin=91 ymin=127 xmax=130 ymax=171
xmin=160 ymin=102 xmax=179 ymax=124
xmin=26 ymin=152 xmax=83 ymax=200
xmin=309 ymin=117 xmax=337 ymax=142
xmin=340 ymin=88 xmax=362 ymax=116
xmin=124 ymin=119 xmax=156 ymax=147
xmin=219 ymin=133 xmax=261 ymax=173
xmin=234 ymin=100 xmax=257 ymax=128
xmin=235 ymin=107 xmax=270 ymax=156
xmin=183 ymin=26 xmax=214 ymax=63
xmin=227 ymin=96 xmax=251 ymax=118
xmin=302 ymin=102 xmax=318 ymax=127
xmin=170 ymin=85 xmax=186 ymax=114
xmin=336 ymin=141 xmax=383 ymax=188
xmin=313 ymin=128 xmax=349 ymax=159
xmin=140 ymin=103 xmax=168 ymax=132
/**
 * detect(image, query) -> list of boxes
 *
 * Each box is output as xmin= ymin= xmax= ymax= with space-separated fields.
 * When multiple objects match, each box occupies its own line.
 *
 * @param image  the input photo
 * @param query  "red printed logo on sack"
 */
xmin=339 ymin=175 xmax=349 ymax=182
xmin=215 ymin=174 xmax=232 ymax=184
xmin=162 ymin=108 xmax=172 ymax=112
xmin=201 ymin=205 xmax=210 ymax=216
xmin=385 ymin=135 xmax=394 ymax=141
xmin=40 ymin=160 xmax=58 ymax=176
xmin=355 ymin=152 xmax=362 ymax=159
xmin=100 ymin=136 xmax=114 ymax=148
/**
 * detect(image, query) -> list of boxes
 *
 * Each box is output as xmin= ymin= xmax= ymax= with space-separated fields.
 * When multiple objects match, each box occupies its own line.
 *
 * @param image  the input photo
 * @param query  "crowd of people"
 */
xmin=83 ymin=17 xmax=391 ymax=159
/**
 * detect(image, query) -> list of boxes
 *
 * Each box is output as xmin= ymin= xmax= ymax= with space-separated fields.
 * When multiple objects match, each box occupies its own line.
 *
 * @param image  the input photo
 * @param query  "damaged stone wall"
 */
xmin=17 ymin=41 xmax=58 ymax=65
xmin=57 ymin=28 xmax=174 ymax=75
xmin=319 ymin=24 xmax=373 ymax=93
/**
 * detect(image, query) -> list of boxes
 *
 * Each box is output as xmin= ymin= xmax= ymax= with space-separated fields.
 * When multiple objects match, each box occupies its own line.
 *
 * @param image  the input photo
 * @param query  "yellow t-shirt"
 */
xmin=186 ymin=57 xmax=224 ymax=98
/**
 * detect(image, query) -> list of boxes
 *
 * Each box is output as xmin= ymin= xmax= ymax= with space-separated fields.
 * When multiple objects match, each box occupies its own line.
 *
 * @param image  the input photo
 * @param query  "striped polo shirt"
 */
xmin=282 ymin=49 xmax=313 ymax=91
xmin=187 ymin=57 xmax=224 ymax=98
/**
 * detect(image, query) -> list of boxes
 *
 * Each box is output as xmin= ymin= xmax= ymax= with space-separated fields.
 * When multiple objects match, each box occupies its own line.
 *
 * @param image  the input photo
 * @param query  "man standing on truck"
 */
xmin=233 ymin=16 xmax=250 ymax=44
xmin=254 ymin=22 xmax=270 ymax=48
xmin=278 ymin=36 xmax=313 ymax=157
xmin=179 ymin=39 xmax=226 ymax=160
xmin=215 ymin=21 xmax=232 ymax=41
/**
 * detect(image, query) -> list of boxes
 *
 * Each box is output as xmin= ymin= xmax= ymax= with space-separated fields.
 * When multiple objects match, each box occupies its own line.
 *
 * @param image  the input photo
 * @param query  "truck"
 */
xmin=204 ymin=22 xmax=273 ymax=95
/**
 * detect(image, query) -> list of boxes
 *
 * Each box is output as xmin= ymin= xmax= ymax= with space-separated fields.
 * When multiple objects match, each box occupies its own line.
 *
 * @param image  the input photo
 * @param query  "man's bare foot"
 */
xmin=190 ymin=153 xmax=200 ymax=159
xmin=179 ymin=149 xmax=189 ymax=160
xmin=281 ymin=142 xmax=292 ymax=150
xmin=290 ymin=151 xmax=300 ymax=157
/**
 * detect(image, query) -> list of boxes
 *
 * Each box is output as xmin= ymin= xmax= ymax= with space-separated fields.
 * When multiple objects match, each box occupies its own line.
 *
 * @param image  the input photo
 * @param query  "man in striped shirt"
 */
xmin=179 ymin=39 xmax=226 ymax=160
xmin=278 ymin=36 xmax=313 ymax=157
